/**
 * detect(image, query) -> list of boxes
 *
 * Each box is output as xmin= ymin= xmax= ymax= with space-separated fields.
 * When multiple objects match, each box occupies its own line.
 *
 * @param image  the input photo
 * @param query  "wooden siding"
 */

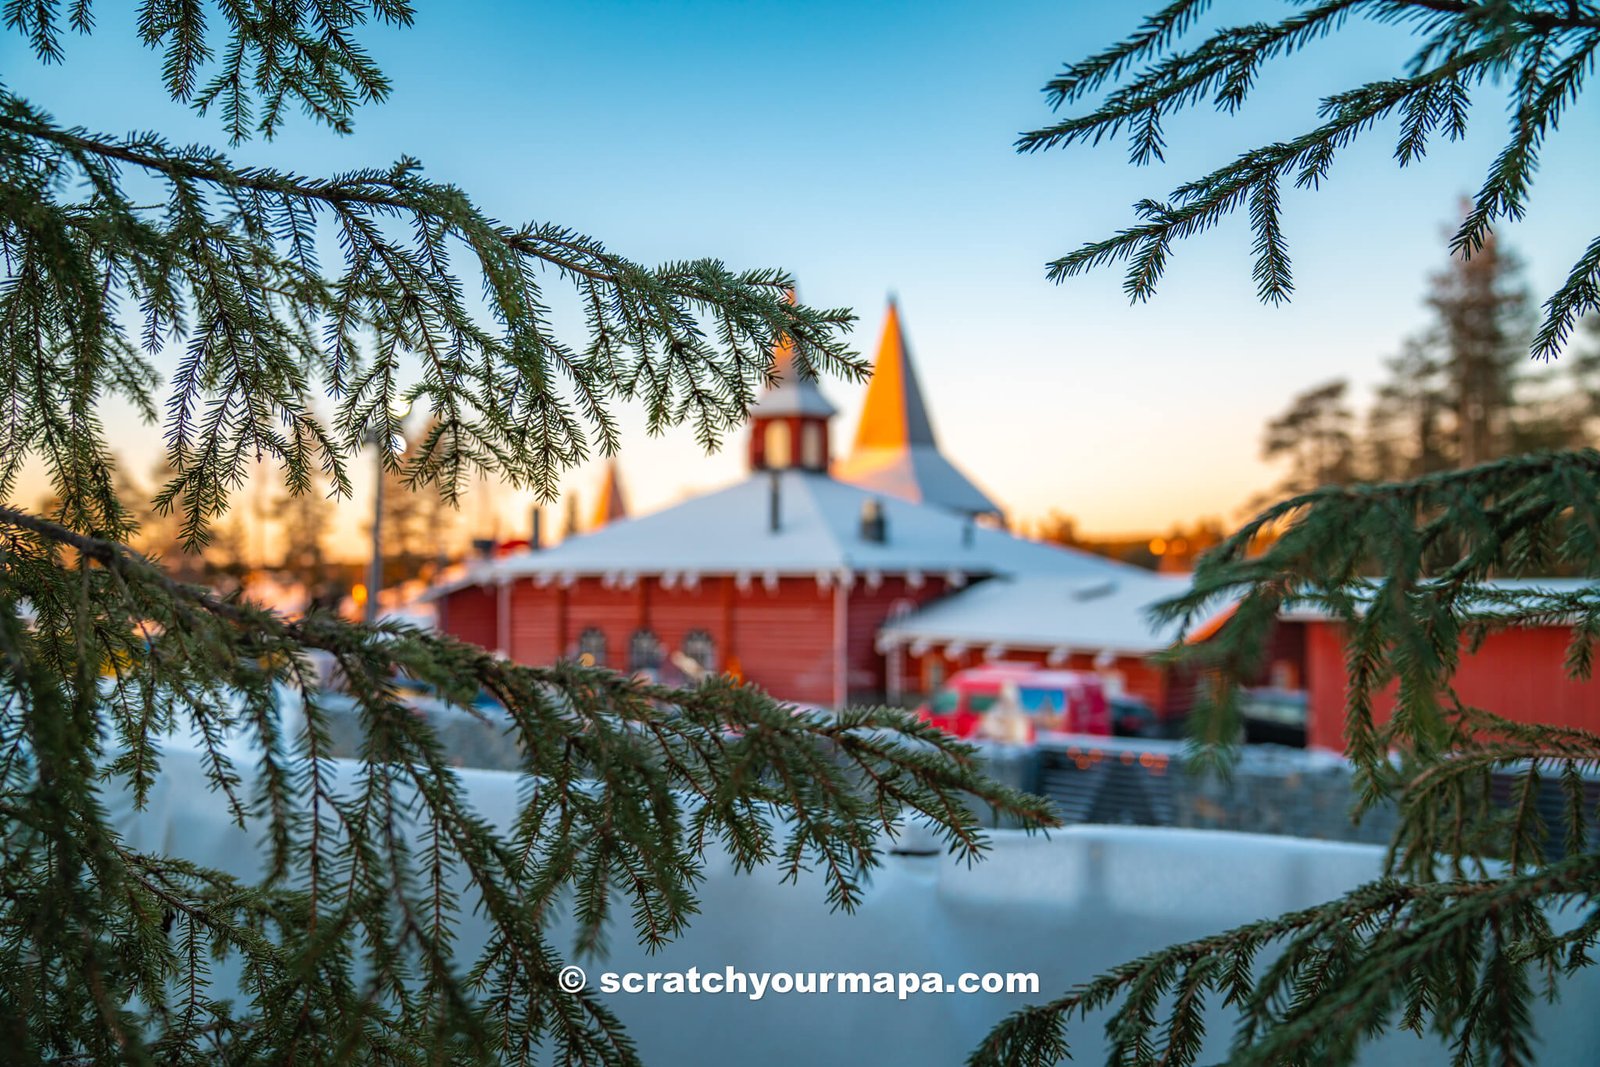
xmin=650 ymin=579 xmax=730 ymax=672
xmin=437 ymin=572 xmax=844 ymax=705
xmin=437 ymin=584 xmax=498 ymax=652
xmin=508 ymin=581 xmax=562 ymax=664
xmin=843 ymin=575 xmax=948 ymax=701
xmin=560 ymin=578 xmax=643 ymax=669
xmin=1305 ymin=620 xmax=1600 ymax=752
xmin=729 ymin=578 xmax=837 ymax=704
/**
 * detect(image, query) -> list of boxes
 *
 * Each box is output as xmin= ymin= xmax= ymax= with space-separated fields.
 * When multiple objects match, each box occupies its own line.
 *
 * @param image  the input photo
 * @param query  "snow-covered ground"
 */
xmin=111 ymin=729 xmax=1600 ymax=1065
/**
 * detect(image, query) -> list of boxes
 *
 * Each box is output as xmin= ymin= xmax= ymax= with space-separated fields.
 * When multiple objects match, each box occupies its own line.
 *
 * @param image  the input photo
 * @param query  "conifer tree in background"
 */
xmin=1277 ymin=225 xmax=1591 ymax=488
xmin=1259 ymin=378 xmax=1357 ymax=497
xmin=979 ymin=2 xmax=1600 ymax=1065
xmin=1425 ymin=226 xmax=1533 ymax=466
xmin=0 ymin=5 xmax=1056 ymax=1062
xmin=1366 ymin=336 xmax=1455 ymax=481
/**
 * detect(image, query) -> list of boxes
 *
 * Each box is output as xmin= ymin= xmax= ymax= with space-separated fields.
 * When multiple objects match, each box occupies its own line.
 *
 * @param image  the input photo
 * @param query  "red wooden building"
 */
xmin=1287 ymin=585 xmax=1600 ymax=752
xmin=429 ymin=300 xmax=1149 ymax=706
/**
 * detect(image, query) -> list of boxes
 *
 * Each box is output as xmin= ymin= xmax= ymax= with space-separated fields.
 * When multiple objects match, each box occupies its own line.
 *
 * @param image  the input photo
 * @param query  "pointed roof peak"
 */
xmin=834 ymin=298 xmax=1001 ymax=517
xmin=853 ymin=297 xmax=935 ymax=451
xmin=589 ymin=458 xmax=628 ymax=530
xmin=747 ymin=283 xmax=837 ymax=420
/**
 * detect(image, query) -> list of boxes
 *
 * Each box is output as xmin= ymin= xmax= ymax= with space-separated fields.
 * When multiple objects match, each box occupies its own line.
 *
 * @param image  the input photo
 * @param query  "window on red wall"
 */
xmin=764 ymin=421 xmax=792 ymax=468
xmin=630 ymin=629 xmax=664 ymax=673
xmin=1270 ymin=659 xmax=1301 ymax=690
xmin=682 ymin=629 xmax=716 ymax=672
xmin=577 ymin=627 xmax=606 ymax=667
xmin=800 ymin=422 xmax=824 ymax=470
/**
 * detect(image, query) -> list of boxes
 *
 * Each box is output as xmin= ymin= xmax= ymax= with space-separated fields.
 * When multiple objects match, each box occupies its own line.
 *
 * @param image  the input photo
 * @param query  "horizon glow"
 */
xmin=4 ymin=1 xmax=1598 ymax=560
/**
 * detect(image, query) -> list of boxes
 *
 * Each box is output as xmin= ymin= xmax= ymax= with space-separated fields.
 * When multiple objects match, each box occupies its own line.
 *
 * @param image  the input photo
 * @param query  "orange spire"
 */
xmin=852 ymin=296 xmax=936 ymax=452
xmin=588 ymin=458 xmax=628 ymax=530
xmin=833 ymin=297 xmax=1000 ymax=516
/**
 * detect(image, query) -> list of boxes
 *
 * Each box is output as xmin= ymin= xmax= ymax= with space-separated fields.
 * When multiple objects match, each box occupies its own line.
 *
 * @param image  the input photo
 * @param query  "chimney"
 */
xmin=530 ymin=506 xmax=543 ymax=551
xmin=471 ymin=537 xmax=496 ymax=559
xmin=860 ymin=498 xmax=887 ymax=544
xmin=768 ymin=469 xmax=781 ymax=534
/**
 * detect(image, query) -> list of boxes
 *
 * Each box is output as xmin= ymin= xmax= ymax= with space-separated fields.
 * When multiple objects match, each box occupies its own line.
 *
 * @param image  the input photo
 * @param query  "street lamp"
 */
xmin=364 ymin=398 xmax=411 ymax=624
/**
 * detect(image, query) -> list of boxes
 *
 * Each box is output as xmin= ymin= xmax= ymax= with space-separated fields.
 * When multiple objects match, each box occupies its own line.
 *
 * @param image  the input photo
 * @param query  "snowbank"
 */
xmin=108 ymin=740 xmax=1600 ymax=1065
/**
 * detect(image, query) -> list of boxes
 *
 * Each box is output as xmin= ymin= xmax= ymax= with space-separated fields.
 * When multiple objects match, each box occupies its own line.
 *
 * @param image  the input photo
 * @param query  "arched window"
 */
xmin=681 ymin=629 xmax=717 ymax=672
xmin=576 ymin=627 xmax=607 ymax=667
xmin=629 ymin=628 xmax=664 ymax=673
xmin=800 ymin=421 xmax=824 ymax=470
xmin=763 ymin=420 xmax=792 ymax=468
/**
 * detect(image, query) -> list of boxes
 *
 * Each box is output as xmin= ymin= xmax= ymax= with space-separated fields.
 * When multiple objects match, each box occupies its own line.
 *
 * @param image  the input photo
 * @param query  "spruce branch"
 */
xmin=1 ymin=5 xmax=1049 ymax=1063
xmin=1055 ymin=450 xmax=1600 ymax=1065
xmin=0 ymin=99 xmax=865 ymax=549
xmin=1153 ymin=451 xmax=1600 ymax=784
xmin=970 ymin=851 xmax=1600 ymax=1067
xmin=1024 ymin=0 xmax=1600 ymax=351
xmin=0 ymin=501 xmax=1057 ymax=1059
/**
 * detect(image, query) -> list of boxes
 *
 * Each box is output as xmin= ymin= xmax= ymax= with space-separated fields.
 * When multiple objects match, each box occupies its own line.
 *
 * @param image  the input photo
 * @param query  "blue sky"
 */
xmin=6 ymin=0 xmax=1598 ymax=551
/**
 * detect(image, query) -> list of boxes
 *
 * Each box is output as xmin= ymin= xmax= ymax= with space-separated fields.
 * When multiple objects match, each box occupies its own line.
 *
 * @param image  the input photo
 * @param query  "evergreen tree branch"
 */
xmin=1 ymin=6 xmax=1051 ymax=1063
xmin=0 ymin=500 xmax=1057 ymax=1059
xmin=970 ymin=850 xmax=1600 ymax=1067
xmin=0 ymin=98 xmax=865 ymax=548
xmin=1024 ymin=0 xmax=1600 ymax=352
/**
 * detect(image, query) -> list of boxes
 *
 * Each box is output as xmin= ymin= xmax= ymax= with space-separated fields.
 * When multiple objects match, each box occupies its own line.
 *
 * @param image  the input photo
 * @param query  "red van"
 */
xmin=916 ymin=664 xmax=1110 ymax=741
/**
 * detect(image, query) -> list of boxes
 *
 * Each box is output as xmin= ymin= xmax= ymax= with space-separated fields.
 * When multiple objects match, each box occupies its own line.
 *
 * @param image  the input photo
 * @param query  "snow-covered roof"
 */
xmin=878 ymin=574 xmax=1600 ymax=656
xmin=430 ymin=470 xmax=1140 ymax=593
xmin=880 ymin=571 xmax=1213 ymax=655
xmin=1275 ymin=576 xmax=1598 ymax=623
xmin=832 ymin=443 xmax=999 ymax=517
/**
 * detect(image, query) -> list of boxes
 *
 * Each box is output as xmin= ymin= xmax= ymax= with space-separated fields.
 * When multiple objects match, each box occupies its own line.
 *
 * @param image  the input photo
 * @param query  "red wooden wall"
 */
xmin=842 ymin=575 xmax=948 ymax=702
xmin=439 ymin=570 xmax=1179 ymax=710
xmin=440 ymin=574 xmax=845 ymax=705
xmin=1304 ymin=620 xmax=1600 ymax=752
xmin=729 ymin=578 xmax=836 ymax=703
xmin=436 ymin=584 xmax=499 ymax=654
xmin=508 ymin=581 xmax=562 ymax=663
